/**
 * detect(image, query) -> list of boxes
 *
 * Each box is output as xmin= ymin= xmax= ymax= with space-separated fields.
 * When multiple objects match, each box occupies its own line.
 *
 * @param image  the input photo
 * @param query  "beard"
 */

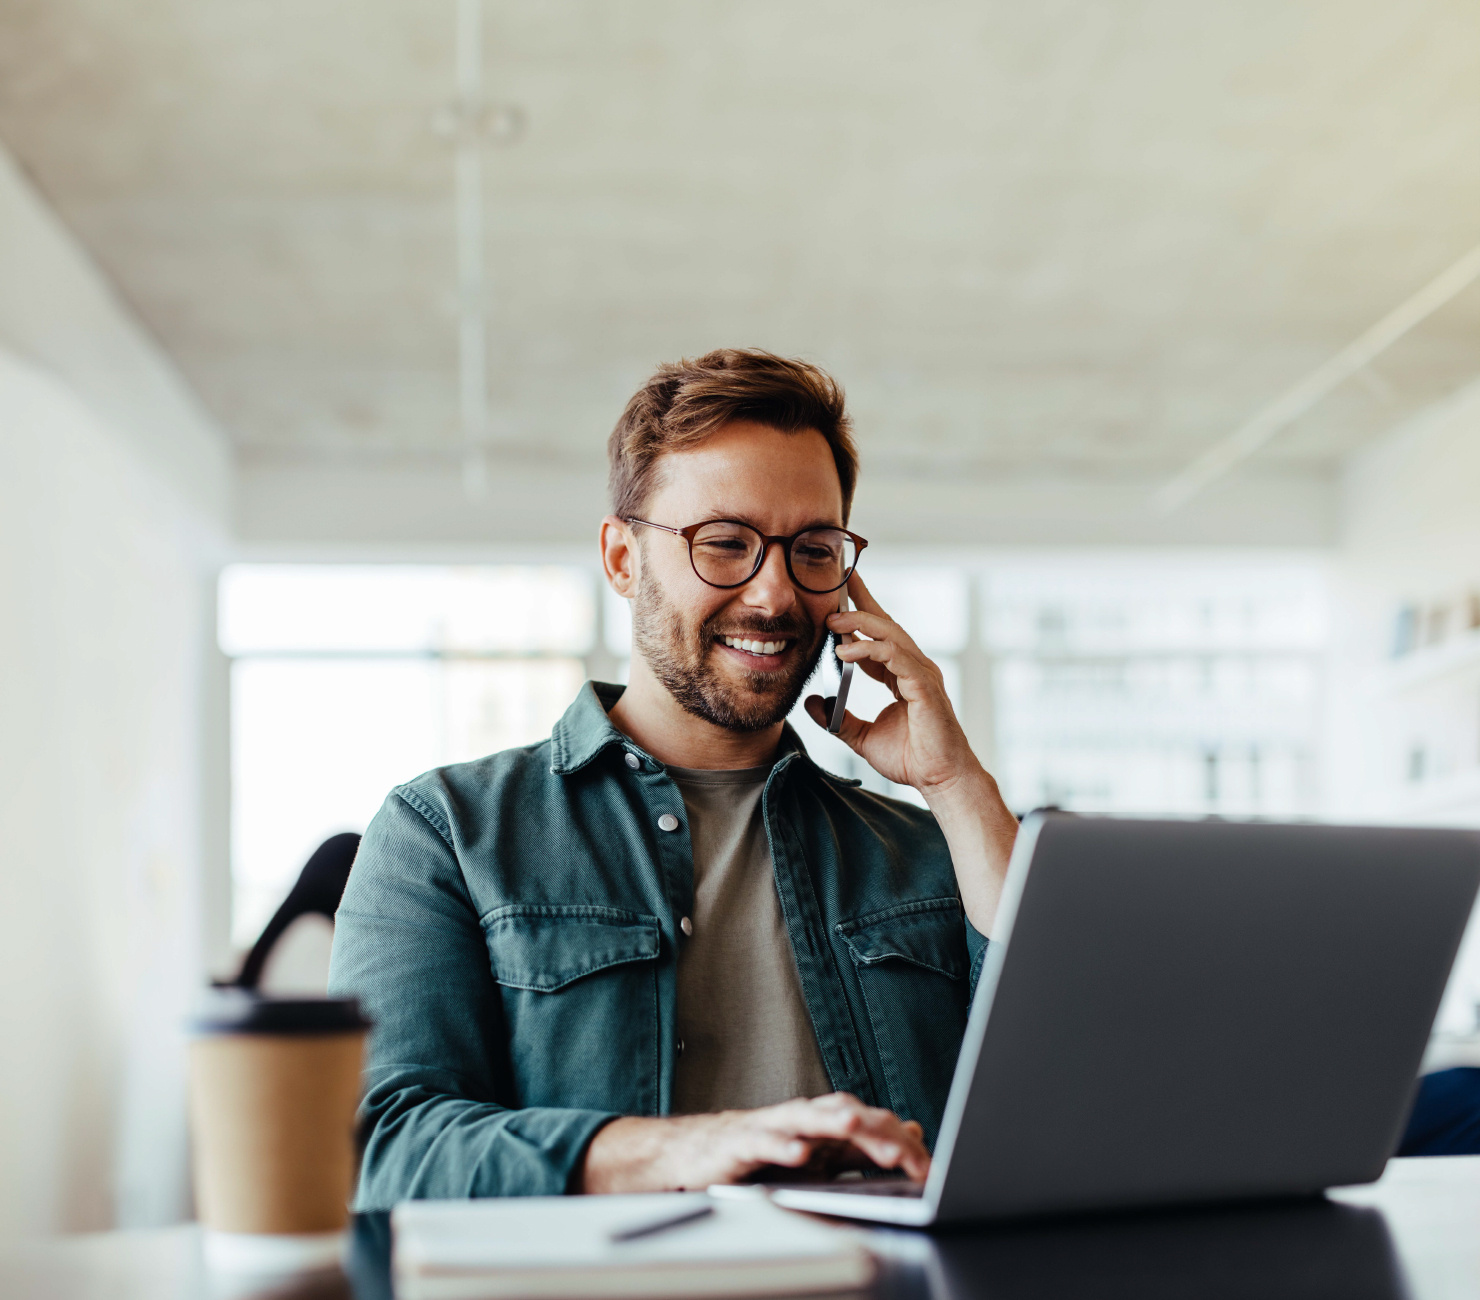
xmin=632 ymin=575 xmax=828 ymax=734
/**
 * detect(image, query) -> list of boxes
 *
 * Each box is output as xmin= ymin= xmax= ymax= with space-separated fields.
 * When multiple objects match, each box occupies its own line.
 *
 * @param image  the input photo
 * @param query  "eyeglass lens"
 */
xmin=690 ymin=522 xmax=857 ymax=592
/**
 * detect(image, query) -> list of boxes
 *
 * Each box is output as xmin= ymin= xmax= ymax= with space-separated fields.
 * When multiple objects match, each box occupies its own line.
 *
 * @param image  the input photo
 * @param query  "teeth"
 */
xmin=722 ymin=636 xmax=787 ymax=656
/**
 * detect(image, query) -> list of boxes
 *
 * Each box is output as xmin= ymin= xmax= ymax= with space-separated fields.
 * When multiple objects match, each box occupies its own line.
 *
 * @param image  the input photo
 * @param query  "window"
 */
xmin=220 ymin=553 xmax=1330 ymax=947
xmin=984 ymin=554 xmax=1327 ymax=817
xmin=220 ymin=565 xmax=594 ymax=946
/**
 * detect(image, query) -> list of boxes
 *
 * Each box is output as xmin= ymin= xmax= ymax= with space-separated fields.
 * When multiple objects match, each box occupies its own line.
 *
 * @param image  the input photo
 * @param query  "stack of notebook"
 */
xmin=392 ymin=1192 xmax=875 ymax=1299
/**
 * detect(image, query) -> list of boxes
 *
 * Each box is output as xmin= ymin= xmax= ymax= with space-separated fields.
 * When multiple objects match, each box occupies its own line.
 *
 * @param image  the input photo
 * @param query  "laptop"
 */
xmin=769 ymin=812 xmax=1480 ymax=1225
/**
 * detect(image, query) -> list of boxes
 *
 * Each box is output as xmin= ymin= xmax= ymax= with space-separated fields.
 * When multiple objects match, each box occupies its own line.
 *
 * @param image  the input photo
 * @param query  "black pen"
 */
xmin=608 ymin=1202 xmax=716 ymax=1243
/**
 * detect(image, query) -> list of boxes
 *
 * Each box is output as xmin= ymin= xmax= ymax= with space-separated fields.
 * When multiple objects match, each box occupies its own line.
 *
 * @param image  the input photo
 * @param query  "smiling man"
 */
xmin=329 ymin=349 xmax=1022 ymax=1203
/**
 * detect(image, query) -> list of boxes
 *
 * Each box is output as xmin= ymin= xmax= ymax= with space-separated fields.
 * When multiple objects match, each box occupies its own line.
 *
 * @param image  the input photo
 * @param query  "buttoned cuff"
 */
xmin=472 ymin=1107 xmax=624 ymax=1198
xmin=965 ymin=919 xmax=991 ymax=997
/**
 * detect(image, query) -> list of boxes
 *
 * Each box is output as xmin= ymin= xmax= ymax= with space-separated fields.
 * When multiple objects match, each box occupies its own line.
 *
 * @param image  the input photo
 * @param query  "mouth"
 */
xmin=714 ymin=633 xmax=796 ymax=669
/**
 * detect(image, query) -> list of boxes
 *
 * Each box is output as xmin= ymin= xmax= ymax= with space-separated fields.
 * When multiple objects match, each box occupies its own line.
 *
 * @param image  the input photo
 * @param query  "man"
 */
xmin=329 ymin=348 xmax=1021 ymax=1204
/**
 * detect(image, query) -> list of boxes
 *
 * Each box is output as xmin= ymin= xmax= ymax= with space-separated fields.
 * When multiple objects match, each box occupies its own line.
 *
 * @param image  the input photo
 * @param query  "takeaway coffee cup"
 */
xmin=188 ymin=990 xmax=371 ymax=1271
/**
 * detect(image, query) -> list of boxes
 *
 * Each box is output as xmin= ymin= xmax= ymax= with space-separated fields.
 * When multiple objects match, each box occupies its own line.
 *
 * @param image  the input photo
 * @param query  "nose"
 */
xmin=739 ymin=539 xmax=798 ymax=617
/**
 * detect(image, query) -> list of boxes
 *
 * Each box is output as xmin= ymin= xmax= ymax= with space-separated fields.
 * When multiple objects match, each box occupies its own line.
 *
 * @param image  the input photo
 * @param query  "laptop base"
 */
xmin=768 ymin=1181 xmax=934 ymax=1226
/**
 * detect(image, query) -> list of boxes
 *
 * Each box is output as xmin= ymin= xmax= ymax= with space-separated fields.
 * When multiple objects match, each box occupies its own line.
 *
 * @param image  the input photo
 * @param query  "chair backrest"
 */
xmin=233 ymin=832 xmax=361 ymax=989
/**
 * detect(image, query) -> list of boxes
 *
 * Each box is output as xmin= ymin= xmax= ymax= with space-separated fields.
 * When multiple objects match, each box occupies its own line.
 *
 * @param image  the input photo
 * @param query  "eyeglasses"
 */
xmin=624 ymin=518 xmax=868 ymax=594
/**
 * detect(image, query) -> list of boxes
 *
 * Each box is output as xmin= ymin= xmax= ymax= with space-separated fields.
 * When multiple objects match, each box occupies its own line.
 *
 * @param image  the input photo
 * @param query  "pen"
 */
xmin=608 ymin=1202 xmax=715 ymax=1243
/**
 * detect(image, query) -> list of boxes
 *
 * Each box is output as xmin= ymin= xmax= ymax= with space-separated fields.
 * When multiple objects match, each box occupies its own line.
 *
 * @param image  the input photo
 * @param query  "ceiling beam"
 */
xmin=1155 ymin=241 xmax=1480 ymax=514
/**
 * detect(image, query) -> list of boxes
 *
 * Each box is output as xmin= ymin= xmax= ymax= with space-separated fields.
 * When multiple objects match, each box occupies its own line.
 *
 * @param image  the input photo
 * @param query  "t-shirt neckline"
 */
xmin=666 ymin=762 xmax=774 ymax=787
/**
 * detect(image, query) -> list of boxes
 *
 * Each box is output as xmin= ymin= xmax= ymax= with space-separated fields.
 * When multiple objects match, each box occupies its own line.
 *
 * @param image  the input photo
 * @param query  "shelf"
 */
xmin=1385 ymin=627 xmax=1480 ymax=693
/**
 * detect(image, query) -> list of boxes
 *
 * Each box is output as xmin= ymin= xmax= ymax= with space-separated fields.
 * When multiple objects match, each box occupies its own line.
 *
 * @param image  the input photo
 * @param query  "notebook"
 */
xmin=392 ymin=1192 xmax=875 ymax=1299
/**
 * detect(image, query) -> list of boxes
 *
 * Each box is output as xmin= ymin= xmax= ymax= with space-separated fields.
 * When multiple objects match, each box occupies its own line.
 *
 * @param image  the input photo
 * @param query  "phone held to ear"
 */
xmin=828 ymin=591 xmax=853 ymax=734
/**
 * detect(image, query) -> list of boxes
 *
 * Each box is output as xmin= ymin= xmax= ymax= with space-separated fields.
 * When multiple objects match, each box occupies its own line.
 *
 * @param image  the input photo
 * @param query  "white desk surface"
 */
xmin=1 ymin=1156 xmax=1477 ymax=1300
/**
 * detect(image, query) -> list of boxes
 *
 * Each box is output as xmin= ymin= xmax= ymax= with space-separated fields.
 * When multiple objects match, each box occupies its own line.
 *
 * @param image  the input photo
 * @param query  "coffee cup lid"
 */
xmin=190 ymin=988 xmax=371 ymax=1036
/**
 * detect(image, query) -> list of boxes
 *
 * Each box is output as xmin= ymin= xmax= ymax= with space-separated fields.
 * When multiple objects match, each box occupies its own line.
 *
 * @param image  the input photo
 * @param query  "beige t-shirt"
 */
xmin=668 ymin=764 xmax=834 ymax=1114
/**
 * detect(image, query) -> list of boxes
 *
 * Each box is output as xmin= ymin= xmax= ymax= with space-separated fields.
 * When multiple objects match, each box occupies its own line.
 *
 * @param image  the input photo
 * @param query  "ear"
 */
xmin=600 ymin=515 xmax=641 ymax=599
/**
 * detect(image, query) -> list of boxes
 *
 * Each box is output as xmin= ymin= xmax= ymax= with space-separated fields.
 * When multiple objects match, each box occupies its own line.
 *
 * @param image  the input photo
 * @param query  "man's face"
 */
xmin=629 ymin=421 xmax=845 ymax=733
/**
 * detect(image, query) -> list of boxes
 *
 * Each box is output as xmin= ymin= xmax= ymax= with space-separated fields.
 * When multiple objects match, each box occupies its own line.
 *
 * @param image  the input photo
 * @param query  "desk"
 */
xmin=3 ymin=1156 xmax=1477 ymax=1300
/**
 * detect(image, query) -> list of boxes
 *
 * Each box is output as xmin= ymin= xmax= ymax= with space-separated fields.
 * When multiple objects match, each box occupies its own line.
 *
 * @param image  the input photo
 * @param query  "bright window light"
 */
xmin=222 ymin=565 xmax=594 ymax=947
xmin=220 ymin=564 xmax=595 ymax=655
xmin=857 ymin=568 xmax=970 ymax=653
xmin=220 ymin=554 xmax=1332 ymax=947
xmin=984 ymin=553 xmax=1328 ymax=817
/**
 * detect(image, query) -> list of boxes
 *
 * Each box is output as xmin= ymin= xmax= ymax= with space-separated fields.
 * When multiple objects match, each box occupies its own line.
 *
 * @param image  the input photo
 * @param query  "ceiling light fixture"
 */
xmin=433 ymin=0 xmax=526 ymax=501
xmin=1155 ymin=241 xmax=1480 ymax=514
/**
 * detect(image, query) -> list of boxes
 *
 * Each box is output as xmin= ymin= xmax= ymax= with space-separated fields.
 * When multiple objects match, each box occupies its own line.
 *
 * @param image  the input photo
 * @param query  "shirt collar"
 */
xmin=549 ymin=680 xmax=827 ymax=778
xmin=549 ymin=681 xmax=631 ymax=775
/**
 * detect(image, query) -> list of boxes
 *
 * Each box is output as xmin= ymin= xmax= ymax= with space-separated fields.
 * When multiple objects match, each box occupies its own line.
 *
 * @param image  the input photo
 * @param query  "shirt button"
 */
xmin=676 ymin=1038 xmax=685 ymax=1057
xmin=624 ymin=752 xmax=640 ymax=769
xmin=680 ymin=916 xmax=693 ymax=936
xmin=658 ymin=813 xmax=679 ymax=832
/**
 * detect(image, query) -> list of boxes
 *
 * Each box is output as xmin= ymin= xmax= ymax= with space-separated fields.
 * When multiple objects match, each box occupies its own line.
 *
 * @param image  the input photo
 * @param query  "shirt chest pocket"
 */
xmin=482 ymin=905 xmax=662 ymax=1115
xmin=836 ymin=898 xmax=971 ymax=1147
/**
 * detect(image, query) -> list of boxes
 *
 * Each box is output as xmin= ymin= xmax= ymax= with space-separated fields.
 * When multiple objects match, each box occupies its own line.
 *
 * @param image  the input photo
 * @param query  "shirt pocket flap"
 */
xmin=482 ymin=905 xmax=661 ymax=992
xmin=835 ymin=898 xmax=967 ymax=980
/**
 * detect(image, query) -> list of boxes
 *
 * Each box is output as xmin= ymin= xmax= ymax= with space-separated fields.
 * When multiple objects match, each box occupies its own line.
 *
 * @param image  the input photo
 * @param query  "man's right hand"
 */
xmin=574 ymin=1092 xmax=931 ymax=1193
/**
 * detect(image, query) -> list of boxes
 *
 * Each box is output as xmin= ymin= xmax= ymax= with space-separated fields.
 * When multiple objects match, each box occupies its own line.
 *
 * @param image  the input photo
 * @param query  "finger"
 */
xmin=847 ymin=571 xmax=890 ymax=621
xmin=842 ymin=1131 xmax=931 ymax=1180
xmin=802 ymin=692 xmax=874 ymax=748
xmin=769 ymin=1094 xmax=905 ymax=1142
xmin=796 ymin=1103 xmax=931 ymax=1181
xmin=803 ymin=694 xmax=829 ymax=730
xmin=828 ymin=607 xmax=898 ymax=643
xmin=742 ymin=1134 xmax=815 ymax=1170
xmin=830 ymin=705 xmax=871 ymax=750
xmin=832 ymin=620 xmax=900 ymax=695
xmin=836 ymin=640 xmax=940 ymax=701
xmin=852 ymin=653 xmax=900 ymax=696
xmin=830 ymin=627 xmax=901 ymax=693
xmin=810 ymin=1095 xmax=927 ymax=1150
xmin=758 ymin=1094 xmax=873 ymax=1138
xmin=830 ymin=610 xmax=933 ymax=673
xmin=710 ymin=1143 xmax=816 ymax=1186
xmin=831 ymin=1107 xmax=932 ymax=1180
xmin=832 ymin=586 xmax=929 ymax=661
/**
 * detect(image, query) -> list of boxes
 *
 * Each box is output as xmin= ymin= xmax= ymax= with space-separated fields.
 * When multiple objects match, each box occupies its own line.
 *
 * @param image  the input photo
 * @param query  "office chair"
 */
xmin=231 ymin=831 xmax=361 ymax=990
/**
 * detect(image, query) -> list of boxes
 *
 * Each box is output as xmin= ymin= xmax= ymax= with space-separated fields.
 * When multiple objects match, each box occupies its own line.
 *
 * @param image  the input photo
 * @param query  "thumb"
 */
xmin=803 ymin=694 xmax=870 ymax=752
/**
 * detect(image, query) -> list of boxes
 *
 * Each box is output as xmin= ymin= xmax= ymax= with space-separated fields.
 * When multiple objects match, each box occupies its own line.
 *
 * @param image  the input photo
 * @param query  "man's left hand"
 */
xmin=803 ymin=572 xmax=976 ymax=798
xmin=803 ymin=572 xmax=1020 ymax=935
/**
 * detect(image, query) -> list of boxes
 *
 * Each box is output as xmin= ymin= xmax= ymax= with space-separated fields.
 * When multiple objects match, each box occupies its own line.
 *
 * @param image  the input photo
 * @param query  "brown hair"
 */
xmin=607 ymin=348 xmax=859 ymax=522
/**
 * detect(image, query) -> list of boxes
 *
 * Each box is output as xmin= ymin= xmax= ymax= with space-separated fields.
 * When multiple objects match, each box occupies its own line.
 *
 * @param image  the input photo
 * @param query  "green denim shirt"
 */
xmin=329 ymin=681 xmax=989 ymax=1208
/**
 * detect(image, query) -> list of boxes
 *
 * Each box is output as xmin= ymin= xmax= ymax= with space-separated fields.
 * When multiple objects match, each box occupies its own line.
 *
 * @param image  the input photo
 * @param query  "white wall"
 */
xmin=0 ymin=149 xmax=230 ymax=521
xmin=1328 ymin=377 xmax=1480 ymax=822
xmin=0 ymin=146 xmax=231 ymax=1237
xmin=1328 ymin=376 xmax=1480 ymax=1033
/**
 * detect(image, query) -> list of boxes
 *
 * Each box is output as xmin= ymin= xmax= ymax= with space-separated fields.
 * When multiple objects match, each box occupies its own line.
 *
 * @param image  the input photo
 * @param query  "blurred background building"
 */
xmin=2 ymin=0 xmax=1478 ymax=1240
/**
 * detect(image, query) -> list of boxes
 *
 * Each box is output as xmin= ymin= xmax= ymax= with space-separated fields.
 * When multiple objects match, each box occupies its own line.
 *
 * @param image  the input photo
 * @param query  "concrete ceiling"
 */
xmin=1 ymin=0 xmax=1478 ymax=493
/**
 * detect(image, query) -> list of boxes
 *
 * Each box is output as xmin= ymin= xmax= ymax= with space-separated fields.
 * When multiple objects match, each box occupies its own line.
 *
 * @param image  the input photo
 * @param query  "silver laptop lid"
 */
xmin=927 ymin=814 xmax=1480 ymax=1222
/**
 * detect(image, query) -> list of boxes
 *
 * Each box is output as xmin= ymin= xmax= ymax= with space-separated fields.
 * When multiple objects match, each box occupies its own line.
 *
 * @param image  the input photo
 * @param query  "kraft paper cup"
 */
xmin=188 ymin=991 xmax=370 ymax=1273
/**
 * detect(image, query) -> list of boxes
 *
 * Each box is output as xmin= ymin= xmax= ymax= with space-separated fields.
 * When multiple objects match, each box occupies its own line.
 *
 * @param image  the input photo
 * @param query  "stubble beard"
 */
xmin=632 ymin=575 xmax=827 ymax=734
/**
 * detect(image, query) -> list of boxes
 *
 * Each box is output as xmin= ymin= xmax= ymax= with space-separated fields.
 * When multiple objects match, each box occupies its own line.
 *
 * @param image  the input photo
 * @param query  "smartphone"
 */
xmin=828 ymin=590 xmax=854 ymax=734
